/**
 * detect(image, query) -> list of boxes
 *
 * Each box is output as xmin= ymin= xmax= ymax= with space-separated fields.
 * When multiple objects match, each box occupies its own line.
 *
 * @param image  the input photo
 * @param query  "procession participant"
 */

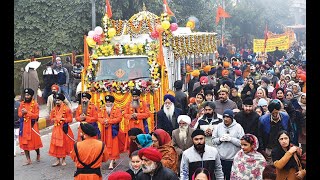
xmin=156 ymin=94 xmax=182 ymax=136
xmin=151 ymin=128 xmax=179 ymax=174
xmin=137 ymin=147 xmax=179 ymax=179
xmin=48 ymin=93 xmax=75 ymax=167
xmin=194 ymin=101 xmax=223 ymax=147
xmin=127 ymin=128 xmax=144 ymax=157
xmin=18 ymin=88 xmax=43 ymax=165
xmin=230 ymin=134 xmax=267 ymax=180
xmin=14 ymin=92 xmax=23 ymax=157
xmin=75 ymin=92 xmax=99 ymax=141
xmin=180 ymin=129 xmax=224 ymax=180
xmin=172 ymin=115 xmax=194 ymax=174
xmin=126 ymin=150 xmax=143 ymax=180
xmin=213 ymin=88 xmax=238 ymax=115
xmin=70 ymin=122 xmax=109 ymax=180
xmin=47 ymin=84 xmax=72 ymax=116
xmin=108 ymin=171 xmax=132 ymax=180
xmin=97 ymin=95 xmax=122 ymax=170
xmin=124 ymin=88 xmax=151 ymax=133
xmin=212 ymin=109 xmax=245 ymax=180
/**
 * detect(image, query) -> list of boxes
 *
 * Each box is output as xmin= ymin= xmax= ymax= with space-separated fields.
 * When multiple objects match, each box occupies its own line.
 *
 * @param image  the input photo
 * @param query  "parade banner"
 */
xmin=253 ymin=35 xmax=290 ymax=52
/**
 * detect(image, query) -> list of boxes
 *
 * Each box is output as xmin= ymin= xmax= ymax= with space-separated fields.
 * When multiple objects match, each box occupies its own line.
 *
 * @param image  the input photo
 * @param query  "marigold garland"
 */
xmin=22 ymin=100 xmax=34 ymax=122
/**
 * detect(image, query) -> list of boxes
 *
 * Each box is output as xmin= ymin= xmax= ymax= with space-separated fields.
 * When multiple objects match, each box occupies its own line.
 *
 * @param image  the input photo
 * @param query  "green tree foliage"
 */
xmin=14 ymin=0 xmax=92 ymax=60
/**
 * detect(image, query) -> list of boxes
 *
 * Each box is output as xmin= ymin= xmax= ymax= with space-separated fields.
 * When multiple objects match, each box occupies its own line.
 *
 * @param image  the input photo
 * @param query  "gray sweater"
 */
xmin=180 ymin=145 xmax=224 ymax=180
xmin=212 ymin=120 xmax=244 ymax=160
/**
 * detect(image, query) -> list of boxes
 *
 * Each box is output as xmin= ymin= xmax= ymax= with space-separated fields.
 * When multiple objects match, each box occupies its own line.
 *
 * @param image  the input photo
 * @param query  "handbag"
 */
xmin=293 ymin=152 xmax=303 ymax=171
xmin=293 ymin=152 xmax=306 ymax=179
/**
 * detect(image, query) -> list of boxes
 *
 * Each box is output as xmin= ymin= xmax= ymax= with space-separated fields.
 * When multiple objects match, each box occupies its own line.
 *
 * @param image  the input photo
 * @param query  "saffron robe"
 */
xmin=70 ymin=138 xmax=109 ymax=180
xmin=48 ymin=103 xmax=75 ymax=158
xmin=18 ymin=100 xmax=43 ymax=151
xmin=98 ymin=106 xmax=122 ymax=159
xmin=75 ymin=103 xmax=99 ymax=141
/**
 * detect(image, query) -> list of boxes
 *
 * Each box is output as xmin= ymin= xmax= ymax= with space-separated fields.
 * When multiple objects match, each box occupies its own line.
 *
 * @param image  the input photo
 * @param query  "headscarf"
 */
xmin=298 ymin=93 xmax=306 ymax=111
xmin=230 ymin=134 xmax=267 ymax=179
xmin=153 ymin=129 xmax=171 ymax=146
xmin=136 ymin=134 xmax=153 ymax=148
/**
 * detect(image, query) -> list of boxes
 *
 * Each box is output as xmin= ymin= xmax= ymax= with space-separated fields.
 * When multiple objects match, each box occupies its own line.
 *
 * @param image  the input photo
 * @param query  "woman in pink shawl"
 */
xmin=230 ymin=134 xmax=267 ymax=180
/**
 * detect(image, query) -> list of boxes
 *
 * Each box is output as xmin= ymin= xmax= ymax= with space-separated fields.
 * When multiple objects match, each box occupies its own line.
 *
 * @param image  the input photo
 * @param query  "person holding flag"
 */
xmin=48 ymin=93 xmax=75 ymax=167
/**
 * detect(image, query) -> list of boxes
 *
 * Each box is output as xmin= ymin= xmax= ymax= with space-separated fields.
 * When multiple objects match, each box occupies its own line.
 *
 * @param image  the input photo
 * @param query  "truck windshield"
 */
xmin=94 ymin=56 xmax=151 ymax=81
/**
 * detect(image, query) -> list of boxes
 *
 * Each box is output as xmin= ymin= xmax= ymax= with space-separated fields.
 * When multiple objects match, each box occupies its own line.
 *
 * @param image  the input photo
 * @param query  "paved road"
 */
xmin=14 ymin=102 xmax=131 ymax=180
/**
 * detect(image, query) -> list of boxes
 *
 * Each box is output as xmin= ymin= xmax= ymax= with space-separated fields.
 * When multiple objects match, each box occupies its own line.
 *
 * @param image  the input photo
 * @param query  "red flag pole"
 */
xmin=264 ymin=23 xmax=268 ymax=53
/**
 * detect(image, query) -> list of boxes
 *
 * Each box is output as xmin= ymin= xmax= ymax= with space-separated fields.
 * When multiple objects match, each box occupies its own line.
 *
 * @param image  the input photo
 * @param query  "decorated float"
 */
xmin=80 ymin=3 xmax=217 ymax=146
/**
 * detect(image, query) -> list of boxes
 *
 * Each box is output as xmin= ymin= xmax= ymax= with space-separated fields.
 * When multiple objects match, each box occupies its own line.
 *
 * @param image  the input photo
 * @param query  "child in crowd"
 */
xmin=126 ymin=150 xmax=142 ymax=180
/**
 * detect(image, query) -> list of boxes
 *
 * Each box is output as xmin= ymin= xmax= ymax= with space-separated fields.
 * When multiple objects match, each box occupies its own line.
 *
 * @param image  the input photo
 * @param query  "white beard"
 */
xmin=131 ymin=100 xmax=140 ymax=109
xmin=163 ymin=105 xmax=174 ymax=120
xmin=179 ymin=125 xmax=188 ymax=143
xmin=106 ymin=106 xmax=112 ymax=115
xmin=142 ymin=162 xmax=157 ymax=173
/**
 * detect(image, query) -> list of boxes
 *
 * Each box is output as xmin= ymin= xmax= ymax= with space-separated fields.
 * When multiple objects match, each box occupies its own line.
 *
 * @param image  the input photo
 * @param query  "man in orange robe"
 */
xmin=98 ymin=95 xmax=122 ymax=170
xmin=48 ymin=93 xmax=75 ymax=166
xmin=70 ymin=122 xmax=109 ymax=180
xmin=124 ymin=89 xmax=151 ymax=133
xmin=18 ymin=88 xmax=43 ymax=165
xmin=75 ymin=92 xmax=99 ymax=141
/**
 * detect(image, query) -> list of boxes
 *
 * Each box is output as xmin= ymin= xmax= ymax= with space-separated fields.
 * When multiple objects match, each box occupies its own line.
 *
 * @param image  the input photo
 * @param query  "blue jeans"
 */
xmin=58 ymin=84 xmax=70 ymax=101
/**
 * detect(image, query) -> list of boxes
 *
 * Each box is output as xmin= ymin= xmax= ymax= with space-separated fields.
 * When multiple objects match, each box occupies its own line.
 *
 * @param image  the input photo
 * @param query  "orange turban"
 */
xmin=51 ymin=84 xmax=59 ymax=91
xmin=222 ymin=69 xmax=229 ymax=76
xmin=191 ymin=70 xmax=200 ymax=77
xmin=186 ymin=65 xmax=192 ymax=72
xmin=203 ymin=65 xmax=211 ymax=73
xmin=223 ymin=61 xmax=230 ymax=68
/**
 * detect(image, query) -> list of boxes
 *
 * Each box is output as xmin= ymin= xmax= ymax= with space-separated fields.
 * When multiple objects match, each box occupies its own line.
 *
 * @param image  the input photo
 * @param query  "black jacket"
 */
xmin=136 ymin=163 xmax=179 ymax=180
xmin=126 ymin=168 xmax=142 ymax=180
xmin=157 ymin=107 xmax=182 ymax=136
xmin=234 ymin=111 xmax=260 ymax=138
xmin=174 ymin=90 xmax=188 ymax=115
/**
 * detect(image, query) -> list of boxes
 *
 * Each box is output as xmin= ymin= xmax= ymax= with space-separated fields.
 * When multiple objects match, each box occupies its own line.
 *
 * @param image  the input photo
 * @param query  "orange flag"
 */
xmin=158 ymin=33 xmax=164 ymax=66
xmin=215 ymin=6 xmax=231 ymax=25
xmin=83 ymin=35 xmax=89 ymax=69
xmin=105 ymin=0 xmax=112 ymax=18
xmin=163 ymin=0 xmax=175 ymax=16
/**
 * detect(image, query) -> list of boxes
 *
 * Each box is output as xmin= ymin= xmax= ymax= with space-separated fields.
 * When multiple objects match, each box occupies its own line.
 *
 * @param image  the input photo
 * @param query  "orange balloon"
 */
xmin=156 ymin=24 xmax=164 ymax=33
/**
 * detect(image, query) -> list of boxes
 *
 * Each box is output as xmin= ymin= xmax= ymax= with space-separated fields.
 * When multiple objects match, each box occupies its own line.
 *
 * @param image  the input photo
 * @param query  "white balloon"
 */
xmin=94 ymin=26 xmax=103 ymax=35
xmin=88 ymin=30 xmax=95 ymax=38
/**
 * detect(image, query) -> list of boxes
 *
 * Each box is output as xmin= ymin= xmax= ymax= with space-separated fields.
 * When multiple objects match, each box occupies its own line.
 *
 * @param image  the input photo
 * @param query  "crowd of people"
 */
xmin=21 ymin=56 xmax=84 ymax=105
xmin=14 ymin=42 xmax=307 ymax=180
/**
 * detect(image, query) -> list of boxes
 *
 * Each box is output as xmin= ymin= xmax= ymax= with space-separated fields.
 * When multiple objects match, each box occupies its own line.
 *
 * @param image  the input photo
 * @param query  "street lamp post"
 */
xmin=91 ymin=0 xmax=96 ymax=29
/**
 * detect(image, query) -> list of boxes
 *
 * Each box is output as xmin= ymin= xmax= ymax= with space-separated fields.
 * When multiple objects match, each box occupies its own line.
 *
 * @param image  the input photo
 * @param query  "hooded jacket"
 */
xmin=212 ymin=120 xmax=245 ymax=160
